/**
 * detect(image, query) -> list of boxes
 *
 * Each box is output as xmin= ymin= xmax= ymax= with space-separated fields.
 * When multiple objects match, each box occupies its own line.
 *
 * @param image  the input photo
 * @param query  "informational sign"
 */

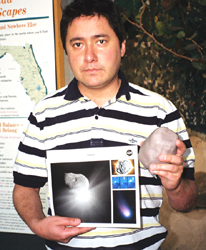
xmin=47 ymin=146 xmax=141 ymax=228
xmin=0 ymin=0 xmax=56 ymax=234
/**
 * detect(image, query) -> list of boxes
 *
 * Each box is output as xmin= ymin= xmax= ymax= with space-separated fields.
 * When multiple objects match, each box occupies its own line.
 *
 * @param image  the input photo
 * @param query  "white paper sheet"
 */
xmin=47 ymin=145 xmax=141 ymax=228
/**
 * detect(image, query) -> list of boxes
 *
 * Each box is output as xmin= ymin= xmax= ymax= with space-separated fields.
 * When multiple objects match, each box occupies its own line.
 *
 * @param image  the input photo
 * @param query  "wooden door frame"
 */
xmin=53 ymin=0 xmax=65 ymax=89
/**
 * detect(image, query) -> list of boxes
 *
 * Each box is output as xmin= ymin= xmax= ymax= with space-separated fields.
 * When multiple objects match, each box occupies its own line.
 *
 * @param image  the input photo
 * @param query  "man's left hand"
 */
xmin=149 ymin=139 xmax=198 ymax=212
xmin=149 ymin=139 xmax=185 ymax=191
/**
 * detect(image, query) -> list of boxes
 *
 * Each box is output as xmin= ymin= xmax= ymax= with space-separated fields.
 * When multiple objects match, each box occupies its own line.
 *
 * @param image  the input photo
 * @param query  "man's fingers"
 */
xmin=158 ymin=154 xmax=184 ymax=166
xmin=175 ymin=139 xmax=186 ymax=156
xmin=64 ymin=225 xmax=94 ymax=235
xmin=62 ymin=223 xmax=95 ymax=243
xmin=60 ymin=217 xmax=81 ymax=227
xmin=150 ymin=162 xmax=177 ymax=172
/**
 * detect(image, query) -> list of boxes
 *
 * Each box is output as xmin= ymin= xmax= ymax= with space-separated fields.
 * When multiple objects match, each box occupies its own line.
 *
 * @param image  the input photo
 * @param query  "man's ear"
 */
xmin=120 ymin=40 xmax=126 ymax=57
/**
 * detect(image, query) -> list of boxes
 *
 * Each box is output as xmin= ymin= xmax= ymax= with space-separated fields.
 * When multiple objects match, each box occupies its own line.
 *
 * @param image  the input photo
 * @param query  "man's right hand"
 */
xmin=32 ymin=216 xmax=95 ymax=243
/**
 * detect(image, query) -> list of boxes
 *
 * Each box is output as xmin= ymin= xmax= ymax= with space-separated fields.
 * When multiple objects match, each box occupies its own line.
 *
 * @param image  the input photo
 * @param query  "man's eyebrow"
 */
xmin=69 ymin=37 xmax=83 ymax=43
xmin=93 ymin=34 xmax=109 ymax=39
xmin=69 ymin=34 xmax=109 ymax=43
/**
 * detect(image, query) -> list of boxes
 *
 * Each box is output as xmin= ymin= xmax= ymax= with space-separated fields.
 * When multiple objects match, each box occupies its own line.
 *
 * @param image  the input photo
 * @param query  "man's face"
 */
xmin=65 ymin=15 xmax=126 ymax=92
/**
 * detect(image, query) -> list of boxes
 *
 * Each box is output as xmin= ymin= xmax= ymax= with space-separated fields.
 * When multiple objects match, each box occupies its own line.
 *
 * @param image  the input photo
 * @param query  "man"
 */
xmin=13 ymin=0 xmax=197 ymax=249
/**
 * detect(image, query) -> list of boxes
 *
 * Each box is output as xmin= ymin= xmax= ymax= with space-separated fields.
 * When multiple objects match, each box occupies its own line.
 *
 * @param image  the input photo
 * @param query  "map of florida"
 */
xmin=0 ymin=44 xmax=47 ymax=103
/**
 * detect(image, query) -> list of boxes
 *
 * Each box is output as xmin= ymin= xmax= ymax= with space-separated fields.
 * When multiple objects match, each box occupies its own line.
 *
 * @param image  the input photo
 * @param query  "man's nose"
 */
xmin=84 ymin=44 xmax=98 ymax=63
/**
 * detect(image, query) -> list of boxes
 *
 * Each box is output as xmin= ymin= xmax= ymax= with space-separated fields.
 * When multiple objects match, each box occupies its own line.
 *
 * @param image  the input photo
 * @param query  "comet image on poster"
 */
xmin=51 ymin=161 xmax=111 ymax=223
xmin=113 ymin=190 xmax=136 ymax=224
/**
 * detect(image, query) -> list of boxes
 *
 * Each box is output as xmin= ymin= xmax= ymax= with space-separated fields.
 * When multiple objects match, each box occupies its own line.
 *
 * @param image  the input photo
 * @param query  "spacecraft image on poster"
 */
xmin=112 ymin=159 xmax=135 ymax=175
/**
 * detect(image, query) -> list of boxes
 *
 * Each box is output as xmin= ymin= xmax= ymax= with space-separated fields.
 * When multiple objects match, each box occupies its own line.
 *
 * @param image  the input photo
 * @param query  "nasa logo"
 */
xmin=126 ymin=150 xmax=133 ymax=156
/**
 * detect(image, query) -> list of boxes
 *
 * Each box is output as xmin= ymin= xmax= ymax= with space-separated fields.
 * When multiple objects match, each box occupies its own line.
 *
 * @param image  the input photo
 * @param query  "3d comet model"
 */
xmin=139 ymin=127 xmax=178 ymax=169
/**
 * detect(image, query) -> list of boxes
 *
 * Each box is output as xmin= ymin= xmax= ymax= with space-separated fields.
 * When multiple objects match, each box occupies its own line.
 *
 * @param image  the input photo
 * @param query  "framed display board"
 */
xmin=0 ymin=1 xmax=65 ymax=249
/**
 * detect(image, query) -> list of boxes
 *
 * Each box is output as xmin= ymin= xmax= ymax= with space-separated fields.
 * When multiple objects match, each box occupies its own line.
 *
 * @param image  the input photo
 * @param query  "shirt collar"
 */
xmin=64 ymin=70 xmax=131 ymax=101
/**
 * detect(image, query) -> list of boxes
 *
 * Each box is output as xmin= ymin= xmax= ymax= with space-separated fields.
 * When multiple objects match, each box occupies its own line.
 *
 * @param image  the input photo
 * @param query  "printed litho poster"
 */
xmin=47 ymin=146 xmax=141 ymax=228
xmin=0 ymin=0 xmax=56 ymax=233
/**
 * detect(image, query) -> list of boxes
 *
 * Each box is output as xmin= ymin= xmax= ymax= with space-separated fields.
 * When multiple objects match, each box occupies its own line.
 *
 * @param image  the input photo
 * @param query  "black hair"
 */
xmin=60 ymin=0 xmax=126 ymax=54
